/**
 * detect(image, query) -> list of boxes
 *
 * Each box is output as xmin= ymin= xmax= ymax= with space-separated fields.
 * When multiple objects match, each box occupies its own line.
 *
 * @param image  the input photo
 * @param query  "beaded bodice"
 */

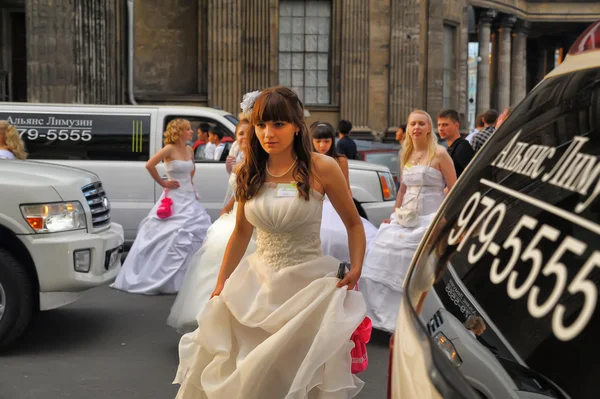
xmin=244 ymin=182 xmax=324 ymax=269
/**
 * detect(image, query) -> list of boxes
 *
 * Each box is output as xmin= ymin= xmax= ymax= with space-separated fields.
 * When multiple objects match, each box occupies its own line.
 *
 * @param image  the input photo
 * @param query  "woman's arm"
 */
xmin=188 ymin=146 xmax=196 ymax=178
xmin=436 ymin=145 xmax=457 ymax=192
xmin=394 ymin=180 xmax=407 ymax=209
xmin=318 ymin=155 xmax=365 ymax=289
xmin=145 ymin=145 xmax=180 ymax=189
xmin=211 ymin=200 xmax=254 ymax=297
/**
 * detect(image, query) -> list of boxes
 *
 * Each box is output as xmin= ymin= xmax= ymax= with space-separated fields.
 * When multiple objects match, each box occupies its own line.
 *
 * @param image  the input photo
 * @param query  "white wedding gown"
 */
xmin=167 ymin=173 xmax=257 ymax=334
xmin=111 ymin=160 xmax=212 ymax=294
xmin=320 ymin=198 xmax=378 ymax=264
xmin=174 ymin=182 xmax=366 ymax=398
xmin=359 ymin=165 xmax=445 ymax=333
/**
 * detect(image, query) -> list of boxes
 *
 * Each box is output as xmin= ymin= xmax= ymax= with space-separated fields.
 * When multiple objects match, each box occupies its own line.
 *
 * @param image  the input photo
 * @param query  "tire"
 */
xmin=0 ymin=248 xmax=34 ymax=349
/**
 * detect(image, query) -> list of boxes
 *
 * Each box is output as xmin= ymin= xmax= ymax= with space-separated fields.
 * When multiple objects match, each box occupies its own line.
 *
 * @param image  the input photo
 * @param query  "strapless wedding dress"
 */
xmin=173 ymin=181 xmax=366 ymax=398
xmin=111 ymin=160 xmax=211 ymax=294
xmin=359 ymin=165 xmax=445 ymax=332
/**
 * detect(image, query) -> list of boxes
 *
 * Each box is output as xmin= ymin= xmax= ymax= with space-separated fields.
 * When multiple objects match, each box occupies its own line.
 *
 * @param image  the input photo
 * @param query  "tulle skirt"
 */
xmin=173 ymin=253 xmax=366 ymax=398
xmin=111 ymin=188 xmax=211 ymax=295
xmin=167 ymin=204 xmax=257 ymax=333
xmin=358 ymin=213 xmax=436 ymax=333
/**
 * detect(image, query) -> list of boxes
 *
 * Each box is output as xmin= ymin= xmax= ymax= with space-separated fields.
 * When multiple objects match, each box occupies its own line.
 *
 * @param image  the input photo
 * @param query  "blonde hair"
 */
xmin=0 ymin=120 xmax=27 ymax=160
xmin=163 ymin=118 xmax=190 ymax=145
xmin=401 ymin=110 xmax=438 ymax=168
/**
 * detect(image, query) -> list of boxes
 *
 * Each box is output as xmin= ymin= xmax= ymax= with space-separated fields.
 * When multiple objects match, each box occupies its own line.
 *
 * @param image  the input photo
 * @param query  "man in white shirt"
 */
xmin=203 ymin=140 xmax=216 ymax=160
xmin=465 ymin=113 xmax=484 ymax=144
xmin=208 ymin=126 xmax=227 ymax=161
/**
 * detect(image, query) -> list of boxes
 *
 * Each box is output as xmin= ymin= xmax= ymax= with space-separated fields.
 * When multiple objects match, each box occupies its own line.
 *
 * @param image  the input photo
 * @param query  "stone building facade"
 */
xmin=1 ymin=0 xmax=599 ymax=136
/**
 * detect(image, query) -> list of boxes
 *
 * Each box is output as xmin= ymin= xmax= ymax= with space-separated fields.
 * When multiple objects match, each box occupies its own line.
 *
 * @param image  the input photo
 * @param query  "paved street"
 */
xmin=0 ymin=284 xmax=390 ymax=399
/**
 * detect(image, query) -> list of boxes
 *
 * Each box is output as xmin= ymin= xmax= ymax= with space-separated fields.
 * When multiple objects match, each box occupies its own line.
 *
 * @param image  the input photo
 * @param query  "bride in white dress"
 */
xmin=111 ymin=119 xmax=212 ymax=295
xmin=358 ymin=110 xmax=456 ymax=333
xmin=167 ymin=120 xmax=256 ymax=333
xmin=310 ymin=121 xmax=378 ymax=263
xmin=174 ymin=86 xmax=367 ymax=398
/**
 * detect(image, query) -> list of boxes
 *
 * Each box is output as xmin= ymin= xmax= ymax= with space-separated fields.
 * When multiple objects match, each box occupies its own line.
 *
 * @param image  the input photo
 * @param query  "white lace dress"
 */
xmin=167 ymin=173 xmax=257 ymax=333
xmin=174 ymin=182 xmax=366 ymax=398
xmin=359 ymin=165 xmax=445 ymax=333
xmin=111 ymin=160 xmax=212 ymax=294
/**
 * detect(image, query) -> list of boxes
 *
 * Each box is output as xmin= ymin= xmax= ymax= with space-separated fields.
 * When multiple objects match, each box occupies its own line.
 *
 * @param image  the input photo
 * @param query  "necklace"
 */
xmin=411 ymin=150 xmax=427 ymax=166
xmin=266 ymin=157 xmax=298 ymax=178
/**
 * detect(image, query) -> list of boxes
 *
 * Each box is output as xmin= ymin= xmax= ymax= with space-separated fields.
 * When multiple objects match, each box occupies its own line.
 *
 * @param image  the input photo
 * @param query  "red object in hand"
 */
xmin=351 ymin=316 xmax=372 ymax=374
xmin=157 ymin=190 xmax=173 ymax=219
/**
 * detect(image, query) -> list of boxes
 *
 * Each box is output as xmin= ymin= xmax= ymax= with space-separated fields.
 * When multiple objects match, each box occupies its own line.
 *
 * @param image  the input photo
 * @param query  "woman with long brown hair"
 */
xmin=357 ymin=110 xmax=456 ymax=334
xmin=174 ymin=86 xmax=367 ymax=398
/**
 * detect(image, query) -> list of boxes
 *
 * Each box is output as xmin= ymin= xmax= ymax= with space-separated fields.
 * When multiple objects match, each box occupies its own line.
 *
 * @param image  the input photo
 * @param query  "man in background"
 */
xmin=437 ymin=109 xmax=474 ymax=178
xmin=335 ymin=119 xmax=358 ymax=160
xmin=471 ymin=109 xmax=498 ymax=152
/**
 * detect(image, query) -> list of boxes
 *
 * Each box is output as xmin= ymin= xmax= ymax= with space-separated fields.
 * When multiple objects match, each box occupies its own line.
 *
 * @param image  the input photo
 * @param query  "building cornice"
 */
xmin=469 ymin=0 xmax=600 ymax=22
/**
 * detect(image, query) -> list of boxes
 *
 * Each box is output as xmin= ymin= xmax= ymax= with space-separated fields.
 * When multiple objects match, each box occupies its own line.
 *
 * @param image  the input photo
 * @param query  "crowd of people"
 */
xmin=1 ymin=84 xmax=509 ymax=398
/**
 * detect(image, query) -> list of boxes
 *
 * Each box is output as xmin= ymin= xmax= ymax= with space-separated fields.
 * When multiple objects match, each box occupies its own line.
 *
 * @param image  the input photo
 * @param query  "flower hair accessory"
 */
xmin=240 ymin=90 xmax=261 ymax=114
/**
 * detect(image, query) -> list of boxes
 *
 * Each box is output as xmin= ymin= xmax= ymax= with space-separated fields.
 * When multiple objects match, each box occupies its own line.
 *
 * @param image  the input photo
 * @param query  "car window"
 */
xmin=406 ymin=66 xmax=600 ymax=398
xmin=0 ymin=112 xmax=151 ymax=161
xmin=163 ymin=115 xmax=234 ymax=163
xmin=364 ymin=152 xmax=399 ymax=176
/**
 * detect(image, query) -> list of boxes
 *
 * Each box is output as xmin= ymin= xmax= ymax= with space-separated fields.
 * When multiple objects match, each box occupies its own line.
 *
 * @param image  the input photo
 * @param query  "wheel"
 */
xmin=0 ymin=248 xmax=34 ymax=349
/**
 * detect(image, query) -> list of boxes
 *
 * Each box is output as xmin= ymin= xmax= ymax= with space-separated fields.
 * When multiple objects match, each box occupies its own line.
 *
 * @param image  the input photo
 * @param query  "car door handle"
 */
xmin=161 ymin=175 xmax=168 ymax=180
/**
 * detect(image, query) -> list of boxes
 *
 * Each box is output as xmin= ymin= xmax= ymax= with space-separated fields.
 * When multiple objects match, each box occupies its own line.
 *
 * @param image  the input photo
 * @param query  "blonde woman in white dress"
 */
xmin=359 ymin=110 xmax=457 ymax=333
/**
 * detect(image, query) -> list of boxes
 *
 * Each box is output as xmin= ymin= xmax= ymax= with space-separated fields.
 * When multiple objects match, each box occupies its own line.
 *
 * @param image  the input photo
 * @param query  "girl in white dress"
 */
xmin=358 ymin=110 xmax=457 ymax=333
xmin=111 ymin=119 xmax=212 ymax=295
xmin=174 ymin=86 xmax=367 ymax=398
xmin=310 ymin=121 xmax=378 ymax=263
xmin=167 ymin=119 xmax=256 ymax=334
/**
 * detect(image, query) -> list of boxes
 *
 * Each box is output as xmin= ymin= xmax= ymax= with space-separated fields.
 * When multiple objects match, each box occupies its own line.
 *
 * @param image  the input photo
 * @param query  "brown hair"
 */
xmin=437 ymin=109 xmax=460 ymax=124
xmin=0 ymin=120 xmax=27 ymax=160
xmin=236 ymin=86 xmax=312 ymax=202
xmin=163 ymin=118 xmax=189 ymax=145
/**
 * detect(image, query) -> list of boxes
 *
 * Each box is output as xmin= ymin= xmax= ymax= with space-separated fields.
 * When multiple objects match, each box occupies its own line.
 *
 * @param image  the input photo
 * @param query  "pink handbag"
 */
xmin=337 ymin=263 xmax=372 ymax=374
xmin=351 ymin=315 xmax=372 ymax=374
xmin=157 ymin=189 xmax=173 ymax=219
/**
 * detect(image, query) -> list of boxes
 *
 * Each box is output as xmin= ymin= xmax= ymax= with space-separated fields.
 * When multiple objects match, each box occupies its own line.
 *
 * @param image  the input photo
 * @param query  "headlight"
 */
xmin=433 ymin=332 xmax=462 ymax=367
xmin=378 ymin=171 xmax=396 ymax=200
xmin=21 ymin=202 xmax=87 ymax=233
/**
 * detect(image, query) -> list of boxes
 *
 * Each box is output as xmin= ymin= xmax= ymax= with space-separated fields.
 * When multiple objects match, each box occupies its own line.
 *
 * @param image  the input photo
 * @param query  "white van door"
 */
xmin=154 ymin=110 xmax=237 ymax=222
xmin=0 ymin=106 xmax=158 ymax=244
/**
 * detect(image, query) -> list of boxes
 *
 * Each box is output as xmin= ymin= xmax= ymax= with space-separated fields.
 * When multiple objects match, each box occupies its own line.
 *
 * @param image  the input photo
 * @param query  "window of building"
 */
xmin=278 ymin=0 xmax=331 ymax=105
xmin=443 ymin=24 xmax=457 ymax=109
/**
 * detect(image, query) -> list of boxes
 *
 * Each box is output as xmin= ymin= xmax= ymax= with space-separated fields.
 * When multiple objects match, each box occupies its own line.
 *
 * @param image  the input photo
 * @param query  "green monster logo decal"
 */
xmin=132 ymin=120 xmax=144 ymax=153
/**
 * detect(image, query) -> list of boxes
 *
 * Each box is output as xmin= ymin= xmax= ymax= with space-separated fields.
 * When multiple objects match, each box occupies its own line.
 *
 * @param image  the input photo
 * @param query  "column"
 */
xmin=510 ymin=19 xmax=530 ymax=105
xmin=340 ymin=0 xmax=369 ymax=126
xmin=241 ymin=0 xmax=278 ymax=93
xmin=26 ymin=0 xmax=124 ymax=104
xmin=207 ymin=0 xmax=242 ymax=114
xmin=388 ymin=0 xmax=420 ymax=126
xmin=476 ymin=8 xmax=496 ymax=115
xmin=497 ymin=14 xmax=516 ymax=112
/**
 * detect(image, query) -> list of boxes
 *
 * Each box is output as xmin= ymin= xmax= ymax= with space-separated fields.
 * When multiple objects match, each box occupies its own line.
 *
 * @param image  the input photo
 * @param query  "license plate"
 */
xmin=104 ymin=246 xmax=122 ymax=270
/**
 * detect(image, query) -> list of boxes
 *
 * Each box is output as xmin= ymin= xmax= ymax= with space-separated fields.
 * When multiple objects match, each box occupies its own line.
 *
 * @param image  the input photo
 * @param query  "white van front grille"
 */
xmin=82 ymin=182 xmax=111 ymax=228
